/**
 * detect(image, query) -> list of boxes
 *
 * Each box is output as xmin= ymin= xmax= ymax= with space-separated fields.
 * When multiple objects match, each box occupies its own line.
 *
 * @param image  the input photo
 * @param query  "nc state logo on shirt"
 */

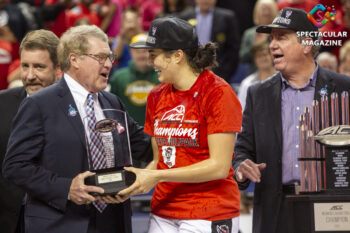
xmin=161 ymin=105 xmax=185 ymax=122
xmin=162 ymin=146 xmax=176 ymax=168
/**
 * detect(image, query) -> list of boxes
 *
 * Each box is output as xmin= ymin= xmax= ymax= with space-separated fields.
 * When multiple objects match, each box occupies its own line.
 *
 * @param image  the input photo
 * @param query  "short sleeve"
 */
xmin=144 ymin=91 xmax=155 ymax=136
xmin=205 ymin=84 xmax=242 ymax=135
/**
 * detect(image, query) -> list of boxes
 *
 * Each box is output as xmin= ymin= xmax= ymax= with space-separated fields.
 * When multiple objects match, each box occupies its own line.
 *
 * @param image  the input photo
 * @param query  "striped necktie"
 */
xmin=86 ymin=93 xmax=107 ymax=212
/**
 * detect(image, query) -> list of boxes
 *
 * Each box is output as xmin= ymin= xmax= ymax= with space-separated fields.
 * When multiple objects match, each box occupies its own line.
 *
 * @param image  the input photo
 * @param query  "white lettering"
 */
xmin=154 ymin=125 xmax=198 ymax=139
xmin=301 ymin=39 xmax=342 ymax=46
xmin=272 ymin=17 xmax=291 ymax=25
xmin=147 ymin=36 xmax=156 ymax=44
xmin=162 ymin=114 xmax=183 ymax=121
xmin=296 ymin=31 xmax=348 ymax=38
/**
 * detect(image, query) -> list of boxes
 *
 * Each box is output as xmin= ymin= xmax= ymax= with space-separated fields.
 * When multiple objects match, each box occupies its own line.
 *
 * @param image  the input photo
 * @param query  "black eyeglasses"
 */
xmin=83 ymin=53 xmax=116 ymax=64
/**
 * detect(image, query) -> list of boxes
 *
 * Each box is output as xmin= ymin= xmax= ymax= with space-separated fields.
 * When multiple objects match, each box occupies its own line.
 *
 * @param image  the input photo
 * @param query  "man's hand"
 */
xmin=235 ymin=159 xmax=266 ymax=183
xmin=69 ymin=171 xmax=105 ymax=205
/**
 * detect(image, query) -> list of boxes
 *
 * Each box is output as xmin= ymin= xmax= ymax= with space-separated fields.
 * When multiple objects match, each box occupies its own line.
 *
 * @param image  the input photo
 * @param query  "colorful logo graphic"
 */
xmin=308 ymin=4 xmax=336 ymax=28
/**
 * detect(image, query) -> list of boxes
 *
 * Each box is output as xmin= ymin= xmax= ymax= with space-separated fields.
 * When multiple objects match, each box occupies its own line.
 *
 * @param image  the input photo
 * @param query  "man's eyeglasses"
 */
xmin=83 ymin=53 xmax=116 ymax=64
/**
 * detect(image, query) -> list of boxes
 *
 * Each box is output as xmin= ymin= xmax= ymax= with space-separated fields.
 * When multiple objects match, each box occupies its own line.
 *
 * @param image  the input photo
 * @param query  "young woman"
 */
xmin=118 ymin=17 xmax=242 ymax=233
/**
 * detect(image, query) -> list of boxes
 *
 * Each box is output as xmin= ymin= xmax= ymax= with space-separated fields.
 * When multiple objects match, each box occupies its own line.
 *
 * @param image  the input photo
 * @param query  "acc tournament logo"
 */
xmin=161 ymin=105 xmax=185 ymax=122
xmin=154 ymin=105 xmax=200 ymax=148
xmin=307 ymin=4 xmax=336 ymax=28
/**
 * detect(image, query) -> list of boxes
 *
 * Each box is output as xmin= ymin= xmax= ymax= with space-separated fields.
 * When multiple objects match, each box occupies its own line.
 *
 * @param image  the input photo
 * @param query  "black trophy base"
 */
xmin=85 ymin=167 xmax=136 ymax=196
xmin=287 ymin=193 xmax=350 ymax=233
xmin=321 ymin=188 xmax=350 ymax=195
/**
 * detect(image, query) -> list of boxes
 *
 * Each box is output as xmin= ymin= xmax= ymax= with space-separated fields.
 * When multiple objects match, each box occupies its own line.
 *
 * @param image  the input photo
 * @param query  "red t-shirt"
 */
xmin=144 ymin=70 xmax=242 ymax=221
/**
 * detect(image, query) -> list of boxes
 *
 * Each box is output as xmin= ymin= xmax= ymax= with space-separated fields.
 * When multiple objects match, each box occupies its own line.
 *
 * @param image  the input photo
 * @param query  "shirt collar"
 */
xmin=64 ymin=73 xmax=98 ymax=102
xmin=281 ymin=63 xmax=319 ymax=90
xmin=195 ymin=6 xmax=214 ymax=16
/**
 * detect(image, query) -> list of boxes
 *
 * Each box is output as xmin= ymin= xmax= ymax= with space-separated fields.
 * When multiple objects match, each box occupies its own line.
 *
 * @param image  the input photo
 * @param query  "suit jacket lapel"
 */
xmin=267 ymin=75 xmax=283 ymax=151
xmin=13 ymin=87 xmax=27 ymax=110
xmin=98 ymin=92 xmax=112 ymax=110
xmin=56 ymin=78 xmax=86 ymax=147
xmin=314 ymin=67 xmax=335 ymax=102
xmin=18 ymin=87 xmax=27 ymax=102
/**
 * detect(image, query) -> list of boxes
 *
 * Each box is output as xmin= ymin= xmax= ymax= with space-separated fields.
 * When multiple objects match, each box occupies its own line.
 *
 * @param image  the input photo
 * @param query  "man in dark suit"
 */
xmin=179 ymin=0 xmax=240 ymax=82
xmin=232 ymin=8 xmax=350 ymax=233
xmin=0 ymin=29 xmax=60 ymax=233
xmin=3 ymin=25 xmax=151 ymax=233
xmin=216 ymin=0 xmax=256 ymax=36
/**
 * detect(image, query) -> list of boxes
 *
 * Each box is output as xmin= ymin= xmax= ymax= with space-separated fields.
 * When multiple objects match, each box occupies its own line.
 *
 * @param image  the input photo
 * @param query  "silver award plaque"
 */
xmin=84 ymin=109 xmax=136 ymax=195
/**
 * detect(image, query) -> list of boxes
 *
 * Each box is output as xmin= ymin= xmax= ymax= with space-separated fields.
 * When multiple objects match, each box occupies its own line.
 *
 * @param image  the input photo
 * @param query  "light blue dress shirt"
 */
xmin=281 ymin=65 xmax=319 ymax=184
xmin=195 ymin=6 xmax=214 ymax=45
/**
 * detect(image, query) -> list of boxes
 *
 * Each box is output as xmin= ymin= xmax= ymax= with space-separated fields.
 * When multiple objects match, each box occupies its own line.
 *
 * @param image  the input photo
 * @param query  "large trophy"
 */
xmin=287 ymin=91 xmax=350 ymax=233
xmin=84 ymin=108 xmax=136 ymax=196
xmin=299 ymin=92 xmax=350 ymax=193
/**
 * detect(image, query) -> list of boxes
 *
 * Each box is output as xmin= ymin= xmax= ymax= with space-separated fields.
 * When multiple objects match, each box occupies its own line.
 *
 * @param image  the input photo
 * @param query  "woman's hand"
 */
xmin=116 ymin=167 xmax=159 ymax=201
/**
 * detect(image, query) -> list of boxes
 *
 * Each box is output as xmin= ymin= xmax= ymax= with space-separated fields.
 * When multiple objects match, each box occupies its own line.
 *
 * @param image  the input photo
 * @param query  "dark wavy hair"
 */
xmin=164 ymin=42 xmax=218 ymax=73
xmin=184 ymin=42 xmax=218 ymax=73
